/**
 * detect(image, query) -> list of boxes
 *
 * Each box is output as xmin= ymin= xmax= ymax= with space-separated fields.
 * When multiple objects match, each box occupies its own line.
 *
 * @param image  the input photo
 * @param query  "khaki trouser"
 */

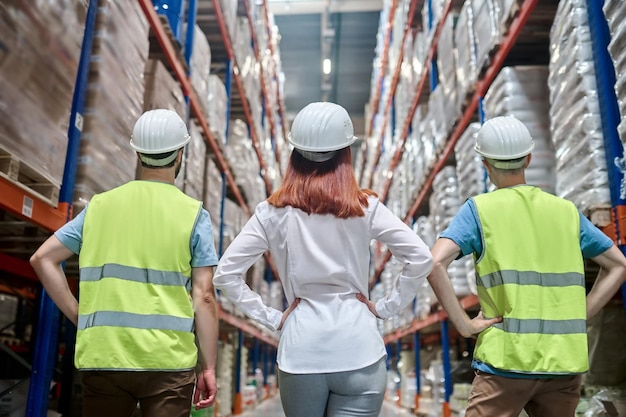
xmin=81 ymin=370 xmax=195 ymax=417
xmin=466 ymin=370 xmax=582 ymax=417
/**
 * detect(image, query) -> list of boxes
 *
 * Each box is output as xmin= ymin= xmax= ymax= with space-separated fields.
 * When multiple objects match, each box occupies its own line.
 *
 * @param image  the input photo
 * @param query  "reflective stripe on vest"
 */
xmin=77 ymin=181 xmax=201 ymax=371
xmin=78 ymin=311 xmax=194 ymax=332
xmin=81 ymin=264 xmax=192 ymax=291
xmin=472 ymin=186 xmax=588 ymax=374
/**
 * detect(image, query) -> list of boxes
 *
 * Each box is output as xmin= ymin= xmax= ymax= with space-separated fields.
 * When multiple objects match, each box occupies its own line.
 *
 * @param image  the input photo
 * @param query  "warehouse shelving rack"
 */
xmin=0 ymin=1 xmax=282 ymax=415
xmin=365 ymin=0 xmax=454 ymax=191
xmin=368 ymin=0 xmax=626 ymax=415
xmin=364 ymin=1 xmax=540 ymax=415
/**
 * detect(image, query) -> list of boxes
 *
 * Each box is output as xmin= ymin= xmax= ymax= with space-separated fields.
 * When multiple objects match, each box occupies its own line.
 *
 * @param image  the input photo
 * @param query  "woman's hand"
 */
xmin=278 ymin=298 xmax=301 ymax=330
xmin=356 ymin=293 xmax=381 ymax=319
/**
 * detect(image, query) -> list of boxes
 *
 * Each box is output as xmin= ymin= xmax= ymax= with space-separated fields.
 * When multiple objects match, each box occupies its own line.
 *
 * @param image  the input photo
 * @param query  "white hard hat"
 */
xmin=474 ymin=116 xmax=534 ymax=166
xmin=288 ymin=102 xmax=357 ymax=161
xmin=130 ymin=109 xmax=191 ymax=154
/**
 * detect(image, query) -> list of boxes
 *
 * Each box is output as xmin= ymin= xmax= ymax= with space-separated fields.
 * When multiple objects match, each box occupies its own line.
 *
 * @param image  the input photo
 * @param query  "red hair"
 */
xmin=267 ymin=147 xmax=377 ymax=218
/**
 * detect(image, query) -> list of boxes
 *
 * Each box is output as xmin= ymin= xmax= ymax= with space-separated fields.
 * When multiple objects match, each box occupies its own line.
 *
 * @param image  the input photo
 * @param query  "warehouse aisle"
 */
xmin=240 ymin=395 xmax=417 ymax=417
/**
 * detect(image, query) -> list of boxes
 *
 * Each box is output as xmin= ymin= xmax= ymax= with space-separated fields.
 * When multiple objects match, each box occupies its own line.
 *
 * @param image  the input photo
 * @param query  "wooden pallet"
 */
xmin=0 ymin=146 xmax=60 ymax=207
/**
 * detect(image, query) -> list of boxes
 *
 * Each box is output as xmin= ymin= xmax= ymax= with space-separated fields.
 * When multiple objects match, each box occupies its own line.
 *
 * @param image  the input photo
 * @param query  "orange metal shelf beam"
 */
xmin=210 ymin=0 xmax=274 ymax=196
xmin=383 ymin=295 xmax=479 ymax=344
xmin=218 ymin=304 xmax=279 ymax=347
xmin=138 ymin=0 xmax=251 ymax=216
xmin=0 ymin=178 xmax=66 ymax=232
xmin=0 ymin=253 xmax=38 ymax=282
xmin=371 ymin=0 xmax=539 ymax=284
xmin=244 ymin=0 xmax=283 ymax=178
xmin=373 ymin=0 xmax=453 ymax=193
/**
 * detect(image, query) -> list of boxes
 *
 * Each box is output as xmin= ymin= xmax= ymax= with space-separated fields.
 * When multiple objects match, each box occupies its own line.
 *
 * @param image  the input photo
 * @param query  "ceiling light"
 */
xmin=323 ymin=58 xmax=332 ymax=75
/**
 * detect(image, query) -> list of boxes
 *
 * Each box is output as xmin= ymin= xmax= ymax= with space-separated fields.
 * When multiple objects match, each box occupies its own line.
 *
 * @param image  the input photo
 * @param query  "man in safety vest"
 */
xmin=428 ymin=115 xmax=626 ymax=416
xmin=30 ymin=109 xmax=219 ymax=417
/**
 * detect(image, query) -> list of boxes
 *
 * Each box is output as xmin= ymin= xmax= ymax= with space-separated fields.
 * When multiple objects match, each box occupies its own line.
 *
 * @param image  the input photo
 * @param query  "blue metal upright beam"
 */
xmin=441 ymin=319 xmax=452 ymax=416
xmin=586 ymin=0 xmax=626 ymax=313
xmin=219 ymin=59 xmax=233 ymax=257
xmin=26 ymin=1 xmax=98 ymax=415
xmin=184 ymin=0 xmax=197 ymax=70
xmin=413 ymin=331 xmax=421 ymax=410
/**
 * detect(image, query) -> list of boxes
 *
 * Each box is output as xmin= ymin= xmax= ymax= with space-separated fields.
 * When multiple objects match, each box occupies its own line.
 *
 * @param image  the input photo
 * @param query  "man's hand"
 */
xmin=194 ymin=369 xmax=217 ymax=409
xmin=462 ymin=311 xmax=502 ymax=338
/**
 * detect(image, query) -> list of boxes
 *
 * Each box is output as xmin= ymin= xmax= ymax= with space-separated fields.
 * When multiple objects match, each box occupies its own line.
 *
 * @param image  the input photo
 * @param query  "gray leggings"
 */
xmin=277 ymin=357 xmax=387 ymax=417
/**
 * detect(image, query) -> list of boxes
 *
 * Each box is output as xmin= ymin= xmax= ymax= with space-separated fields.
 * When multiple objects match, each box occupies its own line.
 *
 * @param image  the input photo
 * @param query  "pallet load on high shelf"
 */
xmin=0 ymin=1 xmax=85 ymax=207
xmin=184 ymin=23 xmax=211 ymax=118
xmin=143 ymin=59 xmax=186 ymax=121
xmin=174 ymin=121 xmax=206 ymax=201
xmin=225 ymin=119 xmax=267 ymax=209
xmin=208 ymin=75 xmax=228 ymax=146
xmin=604 ymin=1 xmax=626 ymax=145
xmin=74 ymin=0 xmax=149 ymax=213
xmin=548 ymin=0 xmax=611 ymax=220
xmin=484 ymin=66 xmax=557 ymax=194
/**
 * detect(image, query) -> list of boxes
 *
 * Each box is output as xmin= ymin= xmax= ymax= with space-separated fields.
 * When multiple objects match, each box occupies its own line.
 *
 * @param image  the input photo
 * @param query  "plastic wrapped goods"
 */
xmin=225 ymin=120 xmax=266 ymax=208
xmin=74 ymin=0 xmax=149 ymax=211
xmin=454 ymin=2 xmax=478 ymax=111
xmin=454 ymin=123 xmax=486 ymax=201
xmin=143 ymin=59 xmax=186 ymax=118
xmin=604 ymin=0 xmax=626 ymax=144
xmin=471 ymin=0 xmax=500 ymax=72
xmin=548 ymin=0 xmax=610 ymax=214
xmin=182 ymin=122 xmax=206 ymax=201
xmin=0 ymin=1 xmax=85 ymax=193
xmin=187 ymin=24 xmax=211 ymax=118
xmin=208 ymin=75 xmax=228 ymax=145
xmin=484 ymin=66 xmax=556 ymax=194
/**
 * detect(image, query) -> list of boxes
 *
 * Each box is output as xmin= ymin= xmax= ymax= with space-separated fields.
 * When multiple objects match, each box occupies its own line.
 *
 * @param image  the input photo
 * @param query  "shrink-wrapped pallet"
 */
xmin=484 ymin=66 xmax=557 ymax=194
xmin=454 ymin=123 xmax=485 ymax=201
xmin=208 ymin=75 xmax=228 ymax=145
xmin=548 ymin=0 xmax=610 ymax=214
xmin=182 ymin=122 xmax=206 ymax=201
xmin=454 ymin=2 xmax=478 ymax=111
xmin=604 ymin=0 xmax=626 ymax=145
xmin=143 ymin=59 xmax=186 ymax=118
xmin=0 ymin=1 xmax=85 ymax=199
xmin=226 ymin=120 xmax=266 ymax=209
xmin=187 ymin=24 xmax=211 ymax=118
xmin=74 ymin=0 xmax=149 ymax=210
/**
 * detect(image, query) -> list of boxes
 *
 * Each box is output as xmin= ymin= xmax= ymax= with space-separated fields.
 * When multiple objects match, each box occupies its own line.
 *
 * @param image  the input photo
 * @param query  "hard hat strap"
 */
xmin=295 ymin=148 xmax=337 ymax=162
xmin=139 ymin=150 xmax=179 ymax=167
xmin=486 ymin=157 xmax=526 ymax=170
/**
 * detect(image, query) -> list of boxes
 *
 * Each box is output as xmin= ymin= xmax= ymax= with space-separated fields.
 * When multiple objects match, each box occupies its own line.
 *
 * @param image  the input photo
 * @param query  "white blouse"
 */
xmin=213 ymin=196 xmax=433 ymax=374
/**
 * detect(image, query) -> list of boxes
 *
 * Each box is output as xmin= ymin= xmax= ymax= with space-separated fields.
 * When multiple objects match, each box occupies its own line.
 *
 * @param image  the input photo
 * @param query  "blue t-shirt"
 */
xmin=439 ymin=198 xmax=613 ymax=378
xmin=55 ymin=204 xmax=219 ymax=267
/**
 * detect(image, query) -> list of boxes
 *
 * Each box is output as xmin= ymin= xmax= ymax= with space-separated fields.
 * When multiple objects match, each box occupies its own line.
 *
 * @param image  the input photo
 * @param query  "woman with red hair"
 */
xmin=213 ymin=102 xmax=433 ymax=417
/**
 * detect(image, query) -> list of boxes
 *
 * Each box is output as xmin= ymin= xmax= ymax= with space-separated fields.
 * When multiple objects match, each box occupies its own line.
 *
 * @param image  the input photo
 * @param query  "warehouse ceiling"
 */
xmin=269 ymin=0 xmax=384 ymax=136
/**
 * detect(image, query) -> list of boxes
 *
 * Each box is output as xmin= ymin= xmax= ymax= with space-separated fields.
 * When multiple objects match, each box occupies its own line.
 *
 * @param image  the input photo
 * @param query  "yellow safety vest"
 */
xmin=472 ymin=186 xmax=588 ymax=374
xmin=77 ymin=180 xmax=202 ymax=370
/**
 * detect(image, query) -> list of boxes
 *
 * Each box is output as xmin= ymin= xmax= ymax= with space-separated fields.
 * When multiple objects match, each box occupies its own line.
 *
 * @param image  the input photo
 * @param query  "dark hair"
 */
xmin=267 ymin=147 xmax=377 ymax=218
xmin=139 ymin=150 xmax=179 ymax=169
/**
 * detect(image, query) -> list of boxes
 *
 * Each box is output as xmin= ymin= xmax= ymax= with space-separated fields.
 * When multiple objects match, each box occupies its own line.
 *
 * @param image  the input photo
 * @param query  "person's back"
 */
xmin=77 ymin=180 xmax=201 ymax=370
xmin=471 ymin=185 xmax=588 ymax=374
xmin=427 ymin=116 xmax=626 ymax=417
xmin=252 ymin=196 xmax=390 ymax=373
xmin=30 ymin=109 xmax=218 ymax=417
xmin=213 ymin=102 xmax=433 ymax=417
